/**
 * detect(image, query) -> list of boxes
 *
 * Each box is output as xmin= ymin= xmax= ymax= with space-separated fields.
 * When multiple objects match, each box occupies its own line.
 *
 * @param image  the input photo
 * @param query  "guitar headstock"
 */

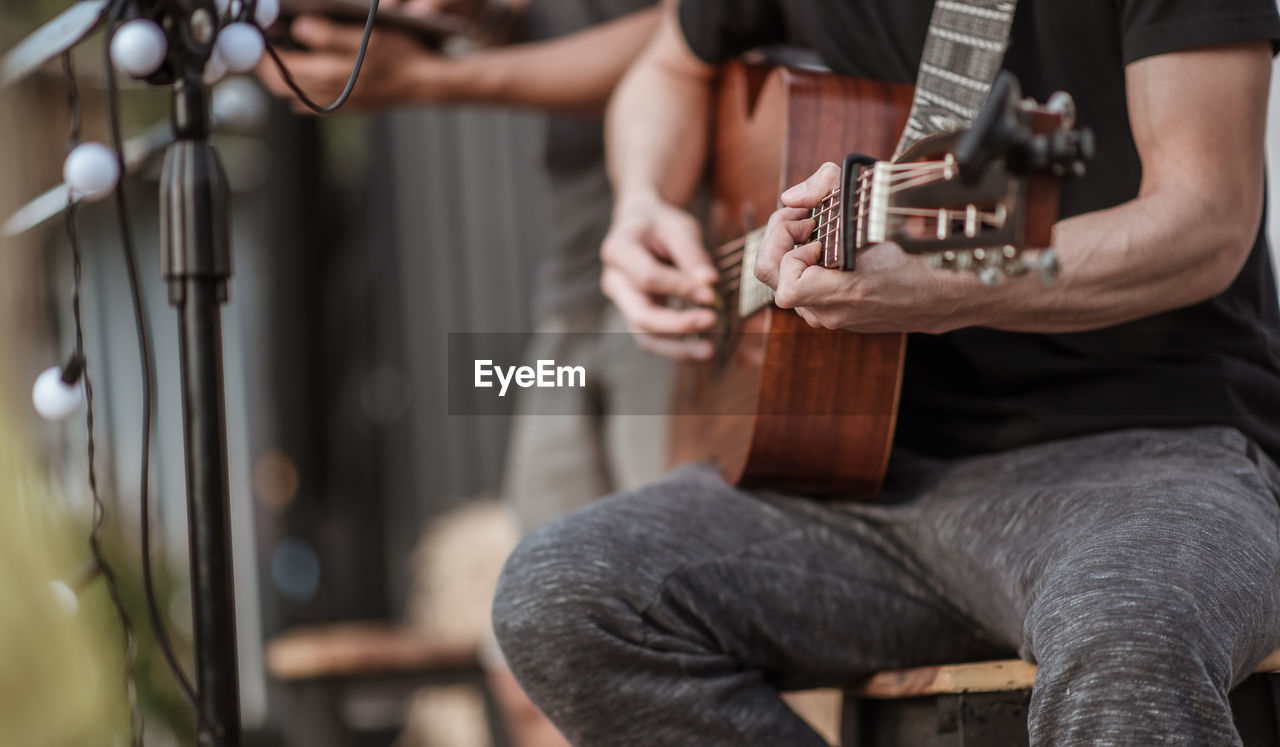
xmin=816 ymin=72 xmax=1093 ymax=286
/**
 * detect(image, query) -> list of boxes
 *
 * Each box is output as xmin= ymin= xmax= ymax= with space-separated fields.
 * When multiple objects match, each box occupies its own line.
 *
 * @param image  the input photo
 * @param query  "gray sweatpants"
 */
xmin=493 ymin=426 xmax=1280 ymax=745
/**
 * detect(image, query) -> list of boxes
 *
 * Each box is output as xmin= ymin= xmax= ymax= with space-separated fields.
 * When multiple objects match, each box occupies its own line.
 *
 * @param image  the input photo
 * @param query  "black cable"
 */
xmin=264 ymin=0 xmax=381 ymax=113
xmin=101 ymin=0 xmax=207 ymax=728
xmin=61 ymin=49 xmax=144 ymax=747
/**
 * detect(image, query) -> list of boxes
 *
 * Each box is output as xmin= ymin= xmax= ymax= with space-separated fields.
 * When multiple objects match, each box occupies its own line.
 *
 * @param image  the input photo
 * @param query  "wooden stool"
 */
xmin=841 ymin=649 xmax=1280 ymax=746
xmin=265 ymin=621 xmax=508 ymax=747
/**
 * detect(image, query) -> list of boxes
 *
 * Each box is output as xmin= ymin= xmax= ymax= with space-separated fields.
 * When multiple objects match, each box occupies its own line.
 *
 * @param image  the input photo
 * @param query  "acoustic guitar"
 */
xmin=667 ymin=62 xmax=1091 ymax=497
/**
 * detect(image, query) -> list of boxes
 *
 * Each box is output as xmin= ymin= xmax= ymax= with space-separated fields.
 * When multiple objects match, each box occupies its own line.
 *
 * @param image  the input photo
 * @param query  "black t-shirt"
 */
xmin=678 ymin=0 xmax=1280 ymax=461
xmin=522 ymin=0 xmax=656 ymax=321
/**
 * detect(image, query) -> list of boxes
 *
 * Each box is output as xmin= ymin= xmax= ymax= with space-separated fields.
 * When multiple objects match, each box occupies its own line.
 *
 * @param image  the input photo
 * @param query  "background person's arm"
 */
xmin=600 ymin=0 xmax=721 ymax=360
xmin=754 ymin=42 xmax=1272 ymax=335
xmin=258 ymin=5 xmax=659 ymax=112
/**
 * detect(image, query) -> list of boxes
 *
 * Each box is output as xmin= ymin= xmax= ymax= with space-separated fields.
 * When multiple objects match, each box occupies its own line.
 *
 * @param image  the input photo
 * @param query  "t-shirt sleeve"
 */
xmin=676 ymin=0 xmax=786 ymax=65
xmin=1117 ymin=0 xmax=1280 ymax=64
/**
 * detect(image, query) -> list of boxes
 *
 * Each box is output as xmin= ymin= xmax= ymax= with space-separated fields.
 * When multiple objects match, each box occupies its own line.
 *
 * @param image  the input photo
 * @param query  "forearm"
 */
xmin=957 ymin=45 xmax=1270 ymax=335
xmin=605 ymin=5 xmax=714 ymax=211
xmin=597 ymin=2 xmax=722 ymax=356
xmin=952 ymin=184 xmax=1261 ymax=333
xmin=407 ymin=7 xmax=660 ymax=111
xmin=758 ymin=47 xmax=1271 ymax=339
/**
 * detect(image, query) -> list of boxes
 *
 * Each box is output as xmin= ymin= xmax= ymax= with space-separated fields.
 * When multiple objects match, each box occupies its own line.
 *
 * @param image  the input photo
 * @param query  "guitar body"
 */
xmin=668 ymin=64 xmax=916 ymax=497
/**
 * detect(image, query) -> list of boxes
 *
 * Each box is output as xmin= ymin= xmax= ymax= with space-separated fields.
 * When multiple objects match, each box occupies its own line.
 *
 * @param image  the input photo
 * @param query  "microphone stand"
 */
xmin=153 ymin=2 xmax=241 ymax=744
xmin=7 ymin=0 xmax=263 ymax=741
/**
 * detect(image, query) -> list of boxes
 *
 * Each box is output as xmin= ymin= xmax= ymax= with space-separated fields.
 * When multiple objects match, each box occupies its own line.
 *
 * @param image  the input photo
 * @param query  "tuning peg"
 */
xmin=1034 ymin=249 xmax=1060 ymax=285
xmin=924 ymin=246 xmax=1058 ymax=287
xmin=1077 ymin=129 xmax=1096 ymax=161
xmin=1046 ymin=129 xmax=1094 ymax=179
xmin=1045 ymin=91 xmax=1077 ymax=128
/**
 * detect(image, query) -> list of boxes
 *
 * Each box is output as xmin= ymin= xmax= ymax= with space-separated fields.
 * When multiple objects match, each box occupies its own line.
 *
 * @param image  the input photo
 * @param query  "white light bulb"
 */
xmin=32 ymin=366 xmax=84 ymax=421
xmin=203 ymin=52 xmax=229 ymax=85
xmin=214 ymin=0 xmax=231 ymax=18
xmin=254 ymin=0 xmax=281 ymax=29
xmin=110 ymin=18 xmax=167 ymax=78
xmin=63 ymin=142 xmax=120 ymax=203
xmin=212 ymin=77 xmax=269 ymax=132
xmin=49 ymin=580 xmax=79 ymax=616
xmin=215 ymin=23 xmax=265 ymax=73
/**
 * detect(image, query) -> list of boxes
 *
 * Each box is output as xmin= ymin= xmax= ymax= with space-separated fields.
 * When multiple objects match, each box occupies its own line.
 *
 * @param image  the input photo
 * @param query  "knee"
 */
xmin=491 ymin=506 xmax=645 ymax=676
xmin=1026 ymin=575 xmax=1233 ymax=688
xmin=1023 ymin=577 xmax=1244 ymax=743
xmin=492 ymin=518 xmax=588 ymax=653
xmin=1022 ymin=572 xmax=1242 ymax=743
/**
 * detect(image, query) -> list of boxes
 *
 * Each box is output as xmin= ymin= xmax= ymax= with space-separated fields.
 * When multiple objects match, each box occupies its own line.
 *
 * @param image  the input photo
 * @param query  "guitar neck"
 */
xmin=810 ymin=155 xmax=1016 ymax=270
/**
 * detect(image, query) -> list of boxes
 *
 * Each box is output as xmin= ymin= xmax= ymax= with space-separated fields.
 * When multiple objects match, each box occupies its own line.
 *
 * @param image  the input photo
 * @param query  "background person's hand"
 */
xmin=257 ymin=15 xmax=460 ymax=111
xmin=600 ymin=195 xmax=720 ymax=360
xmin=381 ymin=0 xmax=530 ymax=20
xmin=378 ymin=0 xmax=453 ymax=18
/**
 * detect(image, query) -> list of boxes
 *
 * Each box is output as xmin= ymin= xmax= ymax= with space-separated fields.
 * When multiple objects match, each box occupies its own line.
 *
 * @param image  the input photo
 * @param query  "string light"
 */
xmin=63 ymin=142 xmax=119 ymax=202
xmin=254 ymin=0 xmax=281 ymax=29
xmin=11 ymin=0 xmax=381 ymax=740
xmin=214 ymin=23 xmax=265 ymax=73
xmin=109 ymin=19 xmax=167 ymax=79
xmin=31 ymin=365 xmax=84 ymax=421
xmin=203 ymin=53 xmax=228 ymax=84
xmin=48 ymin=580 xmax=80 ymax=616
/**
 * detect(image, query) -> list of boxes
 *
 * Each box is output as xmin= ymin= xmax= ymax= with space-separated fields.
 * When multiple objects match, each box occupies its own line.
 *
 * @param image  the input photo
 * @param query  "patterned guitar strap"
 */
xmin=893 ymin=0 xmax=1019 ymax=159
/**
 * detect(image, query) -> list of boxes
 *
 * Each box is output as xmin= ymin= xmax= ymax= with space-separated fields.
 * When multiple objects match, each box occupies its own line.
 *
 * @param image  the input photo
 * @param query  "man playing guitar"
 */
xmin=493 ymin=0 xmax=1280 ymax=743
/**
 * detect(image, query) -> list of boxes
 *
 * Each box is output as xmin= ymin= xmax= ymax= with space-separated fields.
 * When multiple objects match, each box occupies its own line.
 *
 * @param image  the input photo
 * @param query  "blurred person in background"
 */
xmin=257 ymin=1 xmax=665 ymax=744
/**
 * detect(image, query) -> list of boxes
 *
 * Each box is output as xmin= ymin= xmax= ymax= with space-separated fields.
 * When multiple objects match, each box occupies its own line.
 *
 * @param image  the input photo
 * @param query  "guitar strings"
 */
xmin=714 ymin=243 xmax=745 ymax=266
xmin=888 ymin=171 xmax=949 ymax=192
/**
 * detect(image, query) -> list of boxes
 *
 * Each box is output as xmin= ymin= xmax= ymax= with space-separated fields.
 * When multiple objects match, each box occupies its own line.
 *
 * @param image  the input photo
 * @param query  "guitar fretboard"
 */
xmin=809 ymin=158 xmax=968 ymax=268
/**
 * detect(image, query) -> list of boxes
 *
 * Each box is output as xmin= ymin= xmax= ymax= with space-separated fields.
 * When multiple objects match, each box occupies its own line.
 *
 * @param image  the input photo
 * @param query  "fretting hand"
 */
xmin=756 ymin=162 xmax=978 ymax=334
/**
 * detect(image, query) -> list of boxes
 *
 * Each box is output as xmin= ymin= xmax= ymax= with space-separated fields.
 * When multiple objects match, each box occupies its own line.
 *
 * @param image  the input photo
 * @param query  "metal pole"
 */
xmin=161 ymin=72 xmax=241 ymax=746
